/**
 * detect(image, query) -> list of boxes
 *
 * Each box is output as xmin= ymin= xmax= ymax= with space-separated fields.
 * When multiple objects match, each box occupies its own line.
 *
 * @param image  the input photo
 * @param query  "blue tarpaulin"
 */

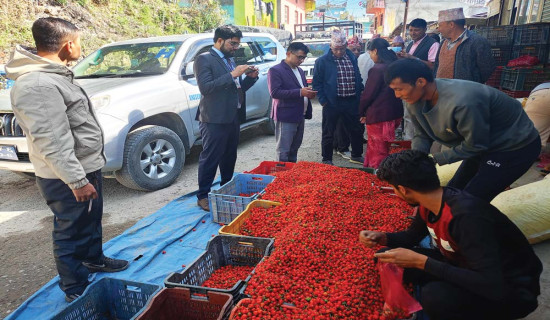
xmin=6 ymin=186 xmax=225 ymax=320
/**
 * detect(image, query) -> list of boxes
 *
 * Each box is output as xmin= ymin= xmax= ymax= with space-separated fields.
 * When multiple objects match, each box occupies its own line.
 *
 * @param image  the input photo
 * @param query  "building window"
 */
xmin=295 ymin=11 xmax=298 ymax=24
xmin=300 ymin=13 xmax=303 ymax=24
xmin=285 ymin=6 xmax=289 ymax=24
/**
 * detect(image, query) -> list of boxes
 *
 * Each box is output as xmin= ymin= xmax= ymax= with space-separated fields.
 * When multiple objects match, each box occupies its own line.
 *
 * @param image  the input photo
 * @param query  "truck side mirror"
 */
xmin=181 ymin=61 xmax=195 ymax=80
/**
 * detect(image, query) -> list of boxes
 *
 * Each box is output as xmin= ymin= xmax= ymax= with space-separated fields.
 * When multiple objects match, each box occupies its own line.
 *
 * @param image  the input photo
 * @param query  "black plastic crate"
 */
xmin=511 ymin=44 xmax=550 ymax=64
xmin=514 ymin=23 xmax=550 ymax=45
xmin=477 ymin=25 xmax=514 ymax=46
xmin=52 ymin=278 xmax=161 ymax=320
xmin=491 ymin=46 xmax=513 ymax=66
xmin=500 ymin=66 xmax=549 ymax=91
xmin=164 ymin=235 xmax=274 ymax=297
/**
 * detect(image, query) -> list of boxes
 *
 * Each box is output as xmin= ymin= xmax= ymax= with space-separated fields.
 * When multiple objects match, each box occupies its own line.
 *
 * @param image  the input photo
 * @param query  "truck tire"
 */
xmin=115 ymin=126 xmax=185 ymax=191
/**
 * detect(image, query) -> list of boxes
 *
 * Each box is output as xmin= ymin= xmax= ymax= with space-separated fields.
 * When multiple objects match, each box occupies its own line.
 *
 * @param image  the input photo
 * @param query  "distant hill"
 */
xmin=0 ymin=0 xmax=226 ymax=64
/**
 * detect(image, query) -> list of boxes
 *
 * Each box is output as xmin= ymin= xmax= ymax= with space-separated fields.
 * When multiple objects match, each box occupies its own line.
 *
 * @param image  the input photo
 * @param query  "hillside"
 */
xmin=0 ymin=0 xmax=226 ymax=64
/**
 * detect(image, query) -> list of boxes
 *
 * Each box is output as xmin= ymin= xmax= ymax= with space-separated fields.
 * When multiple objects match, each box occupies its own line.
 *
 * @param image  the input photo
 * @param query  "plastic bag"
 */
xmin=507 ymin=55 xmax=540 ymax=67
xmin=378 ymin=262 xmax=423 ymax=319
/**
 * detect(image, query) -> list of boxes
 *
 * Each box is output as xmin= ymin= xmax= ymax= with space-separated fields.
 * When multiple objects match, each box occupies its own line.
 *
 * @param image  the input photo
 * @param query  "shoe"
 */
xmin=197 ymin=198 xmax=210 ymax=212
xmin=65 ymin=293 xmax=81 ymax=303
xmin=321 ymin=160 xmax=334 ymax=165
xmin=349 ymin=156 xmax=364 ymax=165
xmin=337 ymin=151 xmax=351 ymax=159
xmin=82 ymin=256 xmax=129 ymax=273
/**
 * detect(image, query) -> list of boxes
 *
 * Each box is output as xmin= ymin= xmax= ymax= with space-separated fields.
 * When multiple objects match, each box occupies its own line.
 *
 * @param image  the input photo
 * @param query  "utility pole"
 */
xmin=402 ymin=0 xmax=409 ymax=39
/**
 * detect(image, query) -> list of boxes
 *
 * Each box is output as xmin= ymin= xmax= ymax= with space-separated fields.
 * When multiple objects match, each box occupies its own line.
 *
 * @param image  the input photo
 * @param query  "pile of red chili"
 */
xmin=214 ymin=162 xmax=414 ymax=319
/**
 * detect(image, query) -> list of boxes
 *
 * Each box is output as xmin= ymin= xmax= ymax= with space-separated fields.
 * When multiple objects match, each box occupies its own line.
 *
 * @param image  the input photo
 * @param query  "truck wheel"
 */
xmin=261 ymin=99 xmax=275 ymax=135
xmin=115 ymin=126 xmax=185 ymax=191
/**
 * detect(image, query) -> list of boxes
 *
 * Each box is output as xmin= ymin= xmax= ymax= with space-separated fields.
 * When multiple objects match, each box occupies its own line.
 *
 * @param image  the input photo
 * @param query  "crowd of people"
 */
xmin=4 ymin=5 xmax=549 ymax=318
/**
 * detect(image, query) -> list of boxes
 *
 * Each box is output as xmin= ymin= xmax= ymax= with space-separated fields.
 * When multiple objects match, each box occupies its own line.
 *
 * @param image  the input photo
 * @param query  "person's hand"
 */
xmin=360 ymin=117 xmax=367 ymax=124
xmin=231 ymin=65 xmax=250 ymax=78
xmin=245 ymin=66 xmax=259 ymax=78
xmin=301 ymin=87 xmax=317 ymax=99
xmin=397 ymin=52 xmax=414 ymax=59
xmin=359 ymin=230 xmax=387 ymax=248
xmin=374 ymin=248 xmax=428 ymax=269
xmin=72 ymin=183 xmax=98 ymax=202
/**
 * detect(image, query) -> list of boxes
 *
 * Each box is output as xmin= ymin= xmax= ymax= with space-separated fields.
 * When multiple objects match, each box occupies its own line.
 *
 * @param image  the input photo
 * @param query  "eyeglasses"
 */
xmin=225 ymin=40 xmax=241 ymax=48
xmin=292 ymin=52 xmax=307 ymax=60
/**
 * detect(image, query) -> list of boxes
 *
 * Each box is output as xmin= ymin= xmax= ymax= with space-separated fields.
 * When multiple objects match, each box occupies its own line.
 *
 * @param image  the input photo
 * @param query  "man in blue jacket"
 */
xmin=267 ymin=42 xmax=316 ymax=162
xmin=313 ymin=30 xmax=364 ymax=165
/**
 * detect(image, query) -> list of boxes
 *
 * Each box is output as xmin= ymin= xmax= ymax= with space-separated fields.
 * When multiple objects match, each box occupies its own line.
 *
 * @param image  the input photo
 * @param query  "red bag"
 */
xmin=507 ymin=55 xmax=540 ymax=67
xmin=378 ymin=262 xmax=423 ymax=319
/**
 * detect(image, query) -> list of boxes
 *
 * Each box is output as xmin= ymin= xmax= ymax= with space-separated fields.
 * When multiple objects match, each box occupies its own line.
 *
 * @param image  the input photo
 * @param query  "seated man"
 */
xmin=359 ymin=150 xmax=542 ymax=320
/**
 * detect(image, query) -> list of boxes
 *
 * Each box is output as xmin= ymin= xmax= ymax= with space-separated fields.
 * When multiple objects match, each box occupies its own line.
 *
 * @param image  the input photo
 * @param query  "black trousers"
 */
xmin=322 ymin=97 xmax=363 ymax=161
xmin=36 ymin=170 xmax=103 ymax=295
xmin=197 ymin=116 xmax=240 ymax=200
xmin=333 ymin=118 xmax=350 ymax=152
xmin=394 ymin=248 xmax=539 ymax=320
xmin=447 ymin=136 xmax=541 ymax=201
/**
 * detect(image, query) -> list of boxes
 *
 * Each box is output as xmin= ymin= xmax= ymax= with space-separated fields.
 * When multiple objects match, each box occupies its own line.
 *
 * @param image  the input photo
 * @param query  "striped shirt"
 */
xmin=334 ymin=54 xmax=356 ymax=97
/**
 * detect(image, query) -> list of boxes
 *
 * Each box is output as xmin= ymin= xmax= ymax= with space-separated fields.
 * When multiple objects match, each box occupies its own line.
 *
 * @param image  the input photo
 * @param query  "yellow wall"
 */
xmin=234 ymin=0 xmax=278 ymax=28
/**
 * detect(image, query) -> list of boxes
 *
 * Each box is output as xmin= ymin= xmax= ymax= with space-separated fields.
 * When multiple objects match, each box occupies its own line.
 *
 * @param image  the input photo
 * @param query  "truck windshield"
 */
xmin=305 ymin=43 xmax=330 ymax=58
xmin=74 ymin=42 xmax=183 ymax=79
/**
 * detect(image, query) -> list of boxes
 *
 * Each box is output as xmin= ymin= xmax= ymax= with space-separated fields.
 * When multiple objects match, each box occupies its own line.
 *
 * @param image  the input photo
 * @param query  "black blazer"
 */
xmin=194 ymin=48 xmax=257 ymax=123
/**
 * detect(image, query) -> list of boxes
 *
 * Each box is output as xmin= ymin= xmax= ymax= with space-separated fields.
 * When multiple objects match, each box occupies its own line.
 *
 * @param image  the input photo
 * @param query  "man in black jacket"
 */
xmin=359 ymin=150 xmax=542 ymax=320
xmin=194 ymin=25 xmax=259 ymax=211
xmin=398 ymin=18 xmax=439 ymax=69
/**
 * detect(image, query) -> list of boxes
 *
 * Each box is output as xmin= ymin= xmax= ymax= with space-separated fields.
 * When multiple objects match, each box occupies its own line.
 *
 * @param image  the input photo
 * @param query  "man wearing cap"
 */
xmin=434 ymin=7 xmax=495 ymax=84
xmin=391 ymin=35 xmax=405 ymax=52
xmin=313 ymin=30 xmax=364 ymax=165
xmin=398 ymin=18 xmax=440 ymax=69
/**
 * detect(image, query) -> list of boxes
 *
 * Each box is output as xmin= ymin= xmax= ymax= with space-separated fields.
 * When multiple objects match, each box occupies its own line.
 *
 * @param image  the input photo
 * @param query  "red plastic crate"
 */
xmin=136 ymin=288 xmax=232 ymax=320
xmin=500 ymin=89 xmax=531 ymax=98
xmin=486 ymin=66 xmax=504 ymax=87
xmin=244 ymin=161 xmax=296 ymax=175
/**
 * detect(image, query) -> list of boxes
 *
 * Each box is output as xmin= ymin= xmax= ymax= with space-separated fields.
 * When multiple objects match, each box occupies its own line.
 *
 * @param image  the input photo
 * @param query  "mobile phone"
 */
xmin=244 ymin=66 xmax=257 ymax=74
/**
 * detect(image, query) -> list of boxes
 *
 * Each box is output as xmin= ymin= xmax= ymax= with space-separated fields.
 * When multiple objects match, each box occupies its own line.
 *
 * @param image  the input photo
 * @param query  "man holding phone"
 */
xmin=267 ymin=42 xmax=315 ymax=162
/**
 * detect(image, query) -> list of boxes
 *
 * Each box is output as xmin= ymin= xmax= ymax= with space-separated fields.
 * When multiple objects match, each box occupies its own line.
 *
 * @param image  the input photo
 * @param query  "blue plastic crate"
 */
xmin=164 ymin=235 xmax=274 ymax=297
xmin=209 ymin=173 xmax=275 ymax=224
xmin=51 ymin=278 xmax=161 ymax=320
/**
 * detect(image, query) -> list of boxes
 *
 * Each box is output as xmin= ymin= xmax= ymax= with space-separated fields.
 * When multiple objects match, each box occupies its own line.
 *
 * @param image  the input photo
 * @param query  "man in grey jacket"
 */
xmin=386 ymin=59 xmax=540 ymax=202
xmin=6 ymin=18 xmax=128 ymax=303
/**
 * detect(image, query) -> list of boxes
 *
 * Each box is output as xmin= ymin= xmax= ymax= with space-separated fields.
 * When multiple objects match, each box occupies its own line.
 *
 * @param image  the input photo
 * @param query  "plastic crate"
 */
xmin=500 ymin=66 xmax=548 ymax=91
xmin=514 ymin=23 xmax=550 ymax=45
xmin=491 ymin=46 xmax=512 ymax=66
xmin=486 ymin=66 xmax=504 ymax=87
xmin=511 ymin=44 xmax=550 ymax=64
xmin=51 ymin=278 xmax=161 ymax=320
xmin=477 ymin=25 xmax=514 ymax=46
xmin=228 ymin=298 xmax=252 ymax=319
xmin=164 ymin=235 xmax=274 ymax=297
xmin=209 ymin=173 xmax=276 ymax=224
xmin=500 ymin=89 xmax=531 ymax=98
xmin=136 ymin=288 xmax=232 ymax=320
xmin=219 ymin=200 xmax=282 ymax=236
xmin=244 ymin=161 xmax=296 ymax=175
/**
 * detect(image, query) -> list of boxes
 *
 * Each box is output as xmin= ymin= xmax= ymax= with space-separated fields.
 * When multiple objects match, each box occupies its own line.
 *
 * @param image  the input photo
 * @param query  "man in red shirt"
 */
xmin=359 ymin=150 xmax=542 ymax=320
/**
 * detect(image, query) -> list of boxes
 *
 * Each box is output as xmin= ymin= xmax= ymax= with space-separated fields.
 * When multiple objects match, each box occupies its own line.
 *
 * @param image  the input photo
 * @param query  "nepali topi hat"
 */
xmin=438 ymin=7 xmax=466 ymax=23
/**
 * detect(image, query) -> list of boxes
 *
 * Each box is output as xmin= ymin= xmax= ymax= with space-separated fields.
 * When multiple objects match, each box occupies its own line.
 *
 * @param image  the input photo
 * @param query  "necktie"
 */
xmin=225 ymin=57 xmax=244 ymax=106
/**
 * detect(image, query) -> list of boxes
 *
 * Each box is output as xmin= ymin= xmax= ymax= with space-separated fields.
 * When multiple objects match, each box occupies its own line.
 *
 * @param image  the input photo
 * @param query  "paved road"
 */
xmin=0 ymin=102 xmax=548 ymax=319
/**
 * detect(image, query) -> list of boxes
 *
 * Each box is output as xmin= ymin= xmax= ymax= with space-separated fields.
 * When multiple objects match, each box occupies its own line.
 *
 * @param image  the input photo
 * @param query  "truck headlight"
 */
xmin=90 ymin=95 xmax=110 ymax=110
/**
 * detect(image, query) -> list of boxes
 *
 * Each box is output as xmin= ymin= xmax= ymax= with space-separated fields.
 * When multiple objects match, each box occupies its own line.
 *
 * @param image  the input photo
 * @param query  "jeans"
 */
xmin=447 ymin=136 xmax=541 ymax=201
xmin=36 ymin=170 xmax=103 ymax=295
xmin=275 ymin=120 xmax=305 ymax=162
xmin=321 ymin=97 xmax=363 ymax=161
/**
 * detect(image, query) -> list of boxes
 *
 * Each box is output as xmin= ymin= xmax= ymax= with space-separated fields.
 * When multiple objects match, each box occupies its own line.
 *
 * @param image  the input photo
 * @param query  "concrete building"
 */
xmin=489 ymin=0 xmax=550 ymax=25
xmin=278 ymin=0 xmax=307 ymax=35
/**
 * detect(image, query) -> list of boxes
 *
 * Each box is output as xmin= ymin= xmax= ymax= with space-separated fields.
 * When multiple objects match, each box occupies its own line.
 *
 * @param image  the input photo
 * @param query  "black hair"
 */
xmin=409 ymin=18 xmax=427 ymax=29
xmin=213 ymin=25 xmax=243 ymax=43
xmin=287 ymin=42 xmax=309 ymax=54
xmin=377 ymin=150 xmax=440 ymax=192
xmin=385 ymin=58 xmax=434 ymax=85
xmin=453 ymin=19 xmax=466 ymax=28
xmin=32 ymin=17 xmax=79 ymax=53
xmin=366 ymin=38 xmax=397 ymax=64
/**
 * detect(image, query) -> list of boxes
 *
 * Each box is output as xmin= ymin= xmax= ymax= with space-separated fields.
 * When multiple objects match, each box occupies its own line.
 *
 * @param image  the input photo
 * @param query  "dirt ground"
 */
xmin=0 ymin=102 xmax=549 ymax=319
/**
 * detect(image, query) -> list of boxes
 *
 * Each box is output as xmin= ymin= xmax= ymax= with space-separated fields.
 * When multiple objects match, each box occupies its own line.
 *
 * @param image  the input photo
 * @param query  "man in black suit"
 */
xmin=194 ymin=25 xmax=259 ymax=211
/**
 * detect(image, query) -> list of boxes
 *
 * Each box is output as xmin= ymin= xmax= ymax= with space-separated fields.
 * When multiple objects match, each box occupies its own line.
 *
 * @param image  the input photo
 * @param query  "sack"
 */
xmin=378 ymin=262 xmax=423 ymax=318
xmin=436 ymin=161 xmax=462 ymax=186
xmin=491 ymin=179 xmax=550 ymax=244
xmin=507 ymin=56 xmax=540 ymax=67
